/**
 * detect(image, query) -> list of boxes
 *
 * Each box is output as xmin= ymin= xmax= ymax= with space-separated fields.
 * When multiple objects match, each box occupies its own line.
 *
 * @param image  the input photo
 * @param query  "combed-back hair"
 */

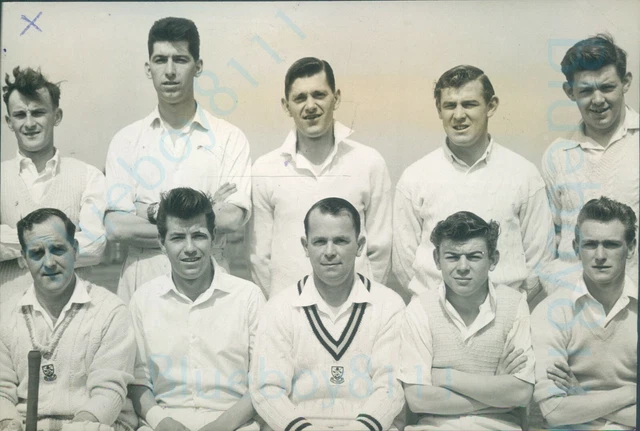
xmin=575 ymin=196 xmax=637 ymax=245
xmin=284 ymin=57 xmax=336 ymax=99
xmin=148 ymin=17 xmax=200 ymax=60
xmin=3 ymin=66 xmax=61 ymax=109
xmin=17 ymin=208 xmax=76 ymax=251
xmin=157 ymin=187 xmax=215 ymax=241
xmin=303 ymin=197 xmax=361 ymax=238
xmin=433 ymin=65 xmax=495 ymax=108
xmin=561 ymin=33 xmax=627 ymax=84
xmin=430 ymin=211 xmax=500 ymax=254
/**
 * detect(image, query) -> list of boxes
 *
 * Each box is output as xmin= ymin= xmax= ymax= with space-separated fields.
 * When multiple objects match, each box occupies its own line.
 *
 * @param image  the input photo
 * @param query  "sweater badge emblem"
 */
xmin=330 ymin=365 xmax=344 ymax=384
xmin=42 ymin=363 xmax=57 ymax=382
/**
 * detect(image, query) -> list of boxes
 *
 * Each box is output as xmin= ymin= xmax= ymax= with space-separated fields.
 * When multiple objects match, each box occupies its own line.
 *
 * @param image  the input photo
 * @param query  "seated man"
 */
xmin=532 ymin=197 xmax=637 ymax=430
xmin=250 ymin=197 xmax=405 ymax=431
xmin=128 ymin=188 xmax=265 ymax=431
xmin=0 ymin=208 xmax=136 ymax=431
xmin=399 ymin=211 xmax=534 ymax=430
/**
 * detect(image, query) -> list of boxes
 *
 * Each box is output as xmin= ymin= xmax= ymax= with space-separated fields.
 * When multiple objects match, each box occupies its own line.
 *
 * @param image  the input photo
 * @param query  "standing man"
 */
xmin=1 ymin=67 xmax=107 ymax=302
xmin=393 ymin=65 xmax=554 ymax=300
xmin=532 ymin=197 xmax=636 ymax=429
xmin=249 ymin=57 xmax=392 ymax=297
xmin=251 ymin=198 xmax=405 ymax=431
xmin=399 ymin=211 xmax=534 ymax=430
xmin=541 ymin=34 xmax=638 ymax=290
xmin=105 ymin=17 xmax=251 ymax=303
xmin=0 ymin=208 xmax=136 ymax=431
xmin=128 ymin=188 xmax=264 ymax=431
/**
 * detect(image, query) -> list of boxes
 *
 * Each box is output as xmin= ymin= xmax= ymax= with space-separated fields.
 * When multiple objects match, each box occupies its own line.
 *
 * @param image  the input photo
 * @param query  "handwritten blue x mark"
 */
xmin=20 ymin=12 xmax=43 ymax=36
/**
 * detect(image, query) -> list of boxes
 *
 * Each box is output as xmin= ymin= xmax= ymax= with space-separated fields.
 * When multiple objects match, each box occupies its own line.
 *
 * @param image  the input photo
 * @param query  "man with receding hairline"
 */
xmin=393 ymin=65 xmax=554 ymax=302
xmin=104 ymin=17 xmax=252 ymax=304
xmin=249 ymin=57 xmax=392 ymax=298
xmin=1 ymin=66 xmax=107 ymax=303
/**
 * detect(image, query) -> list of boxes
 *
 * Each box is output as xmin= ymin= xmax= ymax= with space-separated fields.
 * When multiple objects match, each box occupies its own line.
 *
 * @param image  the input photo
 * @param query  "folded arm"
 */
xmin=543 ymin=387 xmax=636 ymax=427
xmin=404 ymin=383 xmax=491 ymax=415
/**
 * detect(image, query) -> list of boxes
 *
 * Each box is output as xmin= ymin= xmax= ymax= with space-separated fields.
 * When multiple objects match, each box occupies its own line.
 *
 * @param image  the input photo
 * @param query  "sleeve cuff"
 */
xmin=77 ymin=395 xmax=122 ymax=425
xmin=285 ymin=417 xmax=312 ymax=431
xmin=0 ymin=397 xmax=21 ymax=423
xmin=356 ymin=414 xmax=383 ymax=431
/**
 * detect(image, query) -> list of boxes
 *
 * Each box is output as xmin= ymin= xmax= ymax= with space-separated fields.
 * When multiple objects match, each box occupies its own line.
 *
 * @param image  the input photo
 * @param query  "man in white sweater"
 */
xmin=399 ymin=211 xmax=534 ymax=430
xmin=0 ymin=208 xmax=136 ymax=431
xmin=249 ymin=57 xmax=392 ymax=297
xmin=251 ymin=197 xmax=405 ymax=431
xmin=1 ymin=67 xmax=107 ymax=303
xmin=532 ymin=197 xmax=637 ymax=429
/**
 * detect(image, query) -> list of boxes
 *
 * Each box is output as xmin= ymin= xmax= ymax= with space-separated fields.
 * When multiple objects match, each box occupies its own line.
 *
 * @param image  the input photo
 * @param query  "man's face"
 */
xmin=161 ymin=214 xmax=214 ymax=287
xmin=282 ymin=71 xmax=341 ymax=139
xmin=146 ymin=41 xmax=203 ymax=106
xmin=5 ymin=89 xmax=62 ymax=156
xmin=434 ymin=237 xmax=499 ymax=298
xmin=301 ymin=210 xmax=365 ymax=288
xmin=564 ymin=65 xmax=632 ymax=138
xmin=574 ymin=219 xmax=634 ymax=287
xmin=437 ymin=79 xmax=498 ymax=150
xmin=21 ymin=216 xmax=77 ymax=300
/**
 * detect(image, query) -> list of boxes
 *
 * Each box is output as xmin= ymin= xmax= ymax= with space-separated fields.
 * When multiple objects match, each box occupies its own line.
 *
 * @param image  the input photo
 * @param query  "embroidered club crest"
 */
xmin=330 ymin=365 xmax=345 ymax=384
xmin=42 ymin=364 xmax=57 ymax=382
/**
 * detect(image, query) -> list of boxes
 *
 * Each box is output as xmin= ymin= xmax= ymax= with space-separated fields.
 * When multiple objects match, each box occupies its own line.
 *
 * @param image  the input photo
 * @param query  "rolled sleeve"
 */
xmin=105 ymin=130 xmax=138 ymax=214
xmin=78 ymin=304 xmax=136 ymax=424
xmin=76 ymin=165 xmax=107 ymax=268
xmin=0 ymin=329 xmax=20 ymax=423
xmin=505 ymin=294 xmax=536 ymax=385
xmin=364 ymin=153 xmax=392 ymax=284
xmin=129 ymin=296 xmax=153 ymax=390
xmin=392 ymin=179 xmax=422 ymax=291
xmin=220 ymin=129 xmax=252 ymax=225
xmin=247 ymin=164 xmax=274 ymax=293
xmin=398 ymin=297 xmax=433 ymax=386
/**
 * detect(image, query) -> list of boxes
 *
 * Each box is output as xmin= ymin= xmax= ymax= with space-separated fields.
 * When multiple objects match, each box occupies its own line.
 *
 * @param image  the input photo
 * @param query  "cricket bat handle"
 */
xmin=26 ymin=350 xmax=41 ymax=431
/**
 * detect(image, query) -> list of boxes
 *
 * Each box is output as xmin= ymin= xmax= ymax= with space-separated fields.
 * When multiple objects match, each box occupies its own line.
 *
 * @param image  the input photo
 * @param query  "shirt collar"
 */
xmin=441 ymin=135 xmax=495 ymax=167
xmin=438 ymin=278 xmax=497 ymax=311
xmin=159 ymin=258 xmax=233 ymax=301
xmin=293 ymin=273 xmax=372 ymax=308
xmin=280 ymin=120 xmax=354 ymax=158
xmin=17 ymin=147 xmax=59 ymax=173
xmin=18 ymin=275 xmax=91 ymax=311
xmin=146 ymin=102 xmax=211 ymax=132
xmin=570 ymin=274 xmax=638 ymax=304
xmin=565 ymin=106 xmax=639 ymax=151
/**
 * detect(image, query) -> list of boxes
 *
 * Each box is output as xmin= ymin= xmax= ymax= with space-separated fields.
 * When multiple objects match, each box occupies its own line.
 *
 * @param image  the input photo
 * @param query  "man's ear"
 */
xmin=5 ymin=115 xmax=13 ymax=131
xmin=333 ymin=89 xmax=342 ymax=111
xmin=281 ymin=98 xmax=292 ymax=117
xmin=301 ymin=236 xmax=309 ymax=258
xmin=195 ymin=58 xmax=203 ymax=77
xmin=159 ymin=235 xmax=166 ymax=253
xmin=626 ymin=238 xmax=637 ymax=259
xmin=433 ymin=248 xmax=441 ymax=270
xmin=355 ymin=234 xmax=366 ymax=257
xmin=145 ymin=62 xmax=152 ymax=79
xmin=54 ymin=108 xmax=63 ymax=126
xmin=489 ymin=249 xmax=500 ymax=271
xmin=572 ymin=238 xmax=579 ymax=256
xmin=486 ymin=96 xmax=499 ymax=118
xmin=73 ymin=239 xmax=79 ymax=258
xmin=563 ymin=82 xmax=576 ymax=101
xmin=622 ymin=72 xmax=633 ymax=94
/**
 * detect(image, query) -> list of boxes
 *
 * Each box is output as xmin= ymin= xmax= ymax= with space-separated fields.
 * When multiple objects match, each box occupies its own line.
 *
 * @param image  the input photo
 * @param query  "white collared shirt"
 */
xmin=393 ymin=137 xmax=555 ymax=296
xmin=399 ymin=280 xmax=535 ymax=386
xmin=129 ymin=261 xmax=265 ymax=416
xmin=1 ymin=149 xmax=107 ymax=268
xmin=541 ymin=106 xmax=639 ymax=285
xmin=249 ymin=121 xmax=392 ymax=296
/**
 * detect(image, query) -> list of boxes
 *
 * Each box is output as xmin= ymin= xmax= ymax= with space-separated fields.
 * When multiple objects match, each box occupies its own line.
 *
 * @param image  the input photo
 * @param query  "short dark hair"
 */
xmin=157 ymin=187 xmax=215 ymax=241
xmin=284 ymin=57 xmax=336 ymax=100
xmin=148 ymin=17 xmax=200 ymax=61
xmin=434 ymin=65 xmax=495 ymax=109
xmin=3 ymin=66 xmax=61 ymax=109
xmin=575 ymin=196 xmax=637 ymax=245
xmin=17 ymin=208 xmax=76 ymax=251
xmin=561 ymin=33 xmax=627 ymax=84
xmin=430 ymin=211 xmax=500 ymax=254
xmin=303 ymin=197 xmax=361 ymax=238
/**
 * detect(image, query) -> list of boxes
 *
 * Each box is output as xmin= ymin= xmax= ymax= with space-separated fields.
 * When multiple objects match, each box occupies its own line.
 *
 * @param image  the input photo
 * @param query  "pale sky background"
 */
xmin=1 ymin=1 xmax=639 ymax=185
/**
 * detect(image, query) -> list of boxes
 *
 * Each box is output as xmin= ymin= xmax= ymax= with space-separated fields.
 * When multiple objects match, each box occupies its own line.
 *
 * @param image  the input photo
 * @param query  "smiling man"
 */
xmin=541 ymin=34 xmax=638 ymax=292
xmin=105 ymin=17 xmax=251 ymax=303
xmin=249 ymin=57 xmax=392 ymax=297
xmin=531 ymin=197 xmax=637 ymax=429
xmin=1 ymin=67 xmax=107 ymax=303
xmin=0 ymin=208 xmax=136 ymax=431
xmin=128 ymin=188 xmax=264 ymax=431
xmin=251 ymin=197 xmax=405 ymax=431
xmin=393 ymin=65 xmax=554 ymax=302
xmin=399 ymin=211 xmax=534 ymax=430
